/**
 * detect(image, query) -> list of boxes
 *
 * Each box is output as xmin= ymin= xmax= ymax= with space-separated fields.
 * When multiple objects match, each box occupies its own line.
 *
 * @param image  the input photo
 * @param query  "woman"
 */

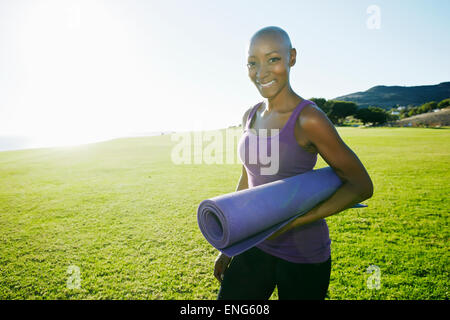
xmin=214 ymin=26 xmax=374 ymax=300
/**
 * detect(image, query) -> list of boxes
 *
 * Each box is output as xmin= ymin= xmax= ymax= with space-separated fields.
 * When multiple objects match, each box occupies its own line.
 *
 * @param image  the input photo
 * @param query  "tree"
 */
xmin=309 ymin=98 xmax=328 ymax=113
xmin=354 ymin=108 xmax=373 ymax=125
xmin=437 ymin=98 xmax=450 ymax=109
xmin=419 ymin=101 xmax=437 ymax=113
xmin=354 ymin=107 xmax=388 ymax=126
xmin=388 ymin=113 xmax=400 ymax=121
xmin=408 ymin=107 xmax=419 ymax=117
xmin=367 ymin=106 xmax=388 ymax=125
xmin=327 ymin=100 xmax=358 ymax=125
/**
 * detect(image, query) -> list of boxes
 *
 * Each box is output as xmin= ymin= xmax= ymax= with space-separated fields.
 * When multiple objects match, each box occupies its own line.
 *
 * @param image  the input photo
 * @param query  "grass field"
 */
xmin=0 ymin=127 xmax=448 ymax=300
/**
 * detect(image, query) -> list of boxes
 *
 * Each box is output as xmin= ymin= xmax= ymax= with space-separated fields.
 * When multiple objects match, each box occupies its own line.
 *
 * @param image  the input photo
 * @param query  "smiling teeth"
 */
xmin=259 ymin=80 xmax=275 ymax=87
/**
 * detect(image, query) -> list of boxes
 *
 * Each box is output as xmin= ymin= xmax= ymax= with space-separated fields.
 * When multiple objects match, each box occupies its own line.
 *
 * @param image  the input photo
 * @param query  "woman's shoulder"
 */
xmin=297 ymin=102 xmax=330 ymax=127
xmin=242 ymin=102 xmax=263 ymax=128
xmin=296 ymin=102 xmax=337 ymax=141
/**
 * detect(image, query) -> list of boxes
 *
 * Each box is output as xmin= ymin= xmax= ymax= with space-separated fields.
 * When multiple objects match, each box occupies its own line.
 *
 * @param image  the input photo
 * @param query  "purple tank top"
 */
xmin=237 ymin=99 xmax=331 ymax=263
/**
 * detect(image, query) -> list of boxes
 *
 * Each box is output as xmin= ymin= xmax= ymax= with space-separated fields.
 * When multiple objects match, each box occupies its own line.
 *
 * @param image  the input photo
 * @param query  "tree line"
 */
xmin=309 ymin=97 xmax=450 ymax=126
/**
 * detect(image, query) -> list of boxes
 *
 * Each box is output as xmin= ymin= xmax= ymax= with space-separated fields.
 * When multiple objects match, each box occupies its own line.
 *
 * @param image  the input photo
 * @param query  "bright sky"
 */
xmin=1 ymin=0 xmax=449 ymax=146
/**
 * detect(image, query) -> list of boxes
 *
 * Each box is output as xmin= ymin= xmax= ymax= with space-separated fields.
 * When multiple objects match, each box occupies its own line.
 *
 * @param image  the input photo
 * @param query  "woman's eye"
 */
xmin=247 ymin=58 xmax=278 ymax=68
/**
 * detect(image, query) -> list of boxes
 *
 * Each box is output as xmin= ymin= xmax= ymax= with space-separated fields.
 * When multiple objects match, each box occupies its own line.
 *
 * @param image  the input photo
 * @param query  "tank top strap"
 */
xmin=284 ymin=99 xmax=315 ymax=130
xmin=245 ymin=102 xmax=263 ymax=130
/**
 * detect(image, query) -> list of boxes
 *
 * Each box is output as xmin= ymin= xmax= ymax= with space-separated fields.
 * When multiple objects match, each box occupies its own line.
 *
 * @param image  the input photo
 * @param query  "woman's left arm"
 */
xmin=269 ymin=106 xmax=374 ymax=238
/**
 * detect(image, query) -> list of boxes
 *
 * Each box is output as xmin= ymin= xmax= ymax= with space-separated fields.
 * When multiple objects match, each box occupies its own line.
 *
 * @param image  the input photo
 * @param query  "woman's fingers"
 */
xmin=214 ymin=266 xmax=223 ymax=283
xmin=214 ymin=254 xmax=232 ymax=283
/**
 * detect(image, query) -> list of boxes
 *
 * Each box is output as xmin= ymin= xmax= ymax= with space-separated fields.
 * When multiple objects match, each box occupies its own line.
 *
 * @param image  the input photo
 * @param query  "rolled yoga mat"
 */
xmin=197 ymin=166 xmax=367 ymax=257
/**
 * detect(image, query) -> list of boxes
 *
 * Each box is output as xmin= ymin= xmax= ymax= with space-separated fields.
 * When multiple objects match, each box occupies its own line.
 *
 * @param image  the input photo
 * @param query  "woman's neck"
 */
xmin=264 ymin=85 xmax=303 ymax=113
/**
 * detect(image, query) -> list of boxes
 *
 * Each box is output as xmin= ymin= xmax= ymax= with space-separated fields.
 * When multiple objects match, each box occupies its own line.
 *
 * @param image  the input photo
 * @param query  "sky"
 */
xmin=0 ymin=0 xmax=449 ymax=147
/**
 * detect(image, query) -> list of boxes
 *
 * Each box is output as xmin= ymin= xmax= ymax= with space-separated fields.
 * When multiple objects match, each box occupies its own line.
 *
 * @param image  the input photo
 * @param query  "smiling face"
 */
xmin=247 ymin=27 xmax=296 ymax=99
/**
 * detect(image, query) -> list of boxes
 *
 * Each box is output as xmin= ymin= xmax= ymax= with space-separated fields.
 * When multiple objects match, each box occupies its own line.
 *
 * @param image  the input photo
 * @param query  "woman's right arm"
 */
xmin=214 ymin=165 xmax=248 ymax=283
xmin=213 ymin=107 xmax=252 ymax=283
xmin=235 ymin=106 xmax=252 ymax=191
xmin=236 ymin=165 xmax=249 ymax=191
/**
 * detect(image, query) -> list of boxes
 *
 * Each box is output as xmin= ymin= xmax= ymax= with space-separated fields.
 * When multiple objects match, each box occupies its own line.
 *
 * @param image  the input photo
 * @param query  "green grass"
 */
xmin=0 ymin=127 xmax=448 ymax=299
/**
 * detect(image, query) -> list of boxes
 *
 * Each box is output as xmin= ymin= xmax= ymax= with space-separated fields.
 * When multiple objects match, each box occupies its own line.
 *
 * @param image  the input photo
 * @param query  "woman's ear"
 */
xmin=289 ymin=48 xmax=297 ymax=67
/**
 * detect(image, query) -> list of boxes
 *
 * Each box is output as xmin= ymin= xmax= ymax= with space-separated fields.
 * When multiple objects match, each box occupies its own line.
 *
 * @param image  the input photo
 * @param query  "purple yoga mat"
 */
xmin=197 ymin=166 xmax=367 ymax=257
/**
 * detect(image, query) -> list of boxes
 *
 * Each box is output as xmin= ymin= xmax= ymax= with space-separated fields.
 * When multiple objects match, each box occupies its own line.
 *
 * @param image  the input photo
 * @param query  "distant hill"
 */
xmin=333 ymin=82 xmax=450 ymax=109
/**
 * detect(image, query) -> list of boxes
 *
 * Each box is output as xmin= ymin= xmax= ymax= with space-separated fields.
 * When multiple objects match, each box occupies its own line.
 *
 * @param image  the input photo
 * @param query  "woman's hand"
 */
xmin=214 ymin=253 xmax=232 ymax=283
xmin=267 ymin=207 xmax=320 ymax=241
xmin=267 ymin=203 xmax=320 ymax=240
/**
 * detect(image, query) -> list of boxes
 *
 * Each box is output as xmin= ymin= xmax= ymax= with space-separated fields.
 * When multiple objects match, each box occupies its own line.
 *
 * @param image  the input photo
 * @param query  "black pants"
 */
xmin=217 ymin=247 xmax=331 ymax=300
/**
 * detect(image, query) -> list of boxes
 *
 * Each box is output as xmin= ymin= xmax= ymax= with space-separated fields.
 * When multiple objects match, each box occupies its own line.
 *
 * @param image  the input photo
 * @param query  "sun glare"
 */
xmin=7 ymin=0 xmax=139 ymax=148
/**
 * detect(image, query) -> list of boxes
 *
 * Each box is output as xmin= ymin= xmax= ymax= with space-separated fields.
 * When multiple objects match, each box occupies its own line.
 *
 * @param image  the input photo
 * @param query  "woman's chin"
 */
xmin=259 ymin=88 xmax=278 ymax=99
xmin=257 ymin=83 xmax=284 ymax=98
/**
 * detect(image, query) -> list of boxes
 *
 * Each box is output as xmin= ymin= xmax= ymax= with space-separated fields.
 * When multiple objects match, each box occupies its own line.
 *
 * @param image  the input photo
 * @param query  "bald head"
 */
xmin=249 ymin=26 xmax=292 ymax=53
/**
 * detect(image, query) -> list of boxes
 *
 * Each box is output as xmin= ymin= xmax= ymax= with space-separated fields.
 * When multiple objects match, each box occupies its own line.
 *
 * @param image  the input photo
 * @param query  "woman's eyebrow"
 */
xmin=248 ymin=50 xmax=279 ymax=58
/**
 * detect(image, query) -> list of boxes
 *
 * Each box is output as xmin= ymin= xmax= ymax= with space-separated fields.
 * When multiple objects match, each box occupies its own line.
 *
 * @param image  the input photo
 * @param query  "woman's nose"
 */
xmin=256 ymin=64 xmax=269 ymax=79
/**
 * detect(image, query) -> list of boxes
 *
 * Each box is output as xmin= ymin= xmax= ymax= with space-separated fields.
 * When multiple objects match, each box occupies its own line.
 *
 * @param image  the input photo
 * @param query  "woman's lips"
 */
xmin=257 ymin=80 xmax=276 ymax=88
